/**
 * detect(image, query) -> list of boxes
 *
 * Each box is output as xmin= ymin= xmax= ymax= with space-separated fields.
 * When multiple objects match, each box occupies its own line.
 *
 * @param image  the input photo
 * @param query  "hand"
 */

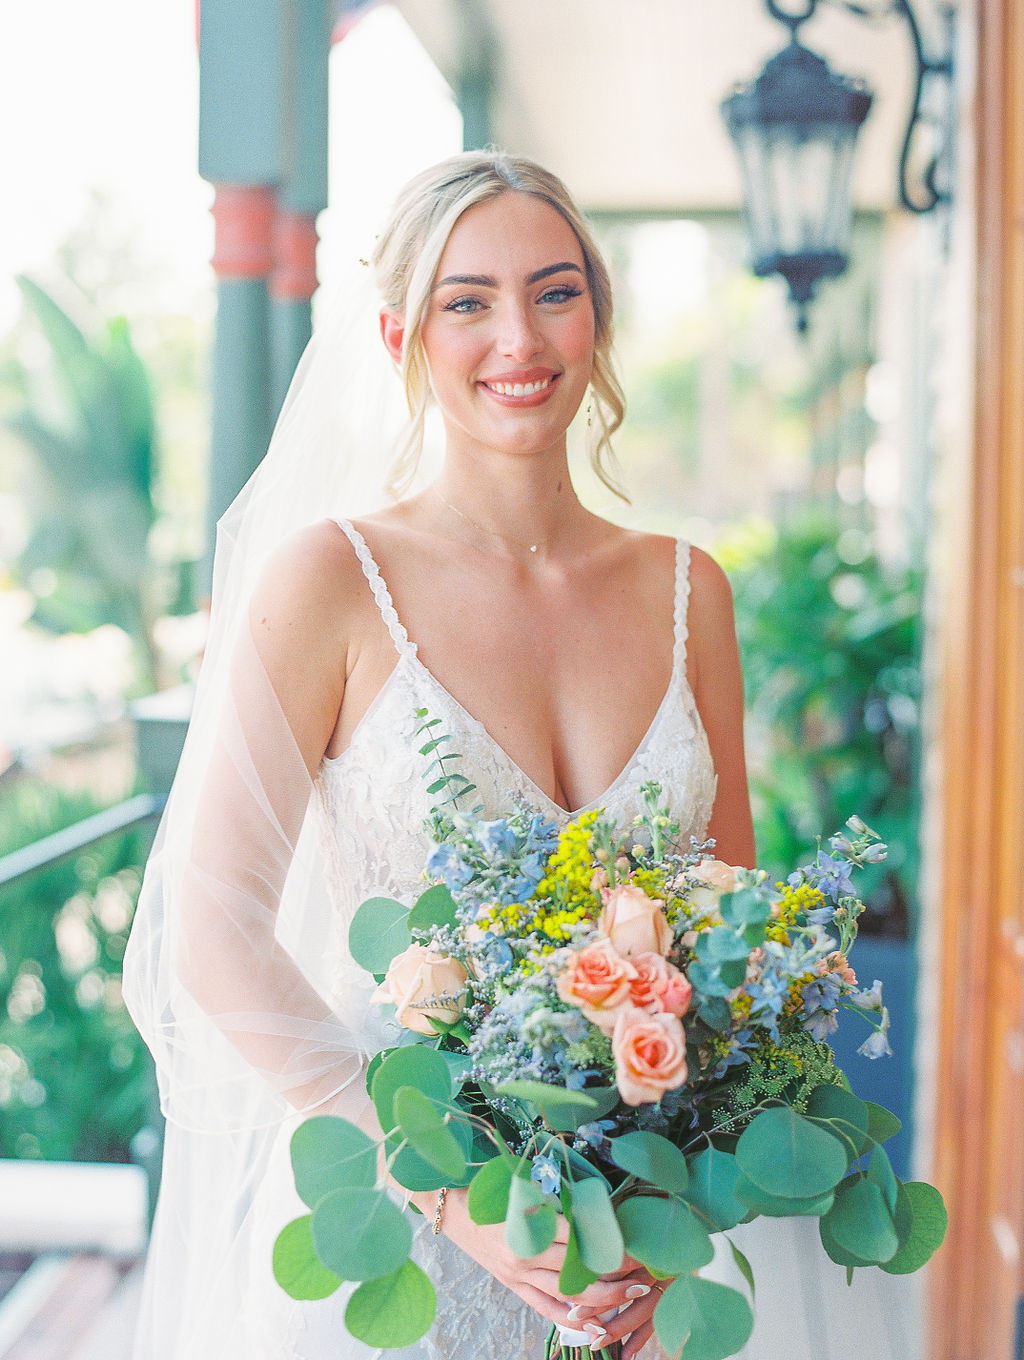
xmin=557 ymin=1257 xmax=670 ymax=1360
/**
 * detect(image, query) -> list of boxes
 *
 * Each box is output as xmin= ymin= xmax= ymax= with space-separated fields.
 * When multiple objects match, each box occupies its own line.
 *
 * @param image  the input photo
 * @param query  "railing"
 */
xmin=0 ymin=795 xmax=164 ymax=891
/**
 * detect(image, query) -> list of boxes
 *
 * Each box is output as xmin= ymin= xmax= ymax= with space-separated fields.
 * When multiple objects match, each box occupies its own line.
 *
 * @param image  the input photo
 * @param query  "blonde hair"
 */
xmin=371 ymin=150 xmax=627 ymax=499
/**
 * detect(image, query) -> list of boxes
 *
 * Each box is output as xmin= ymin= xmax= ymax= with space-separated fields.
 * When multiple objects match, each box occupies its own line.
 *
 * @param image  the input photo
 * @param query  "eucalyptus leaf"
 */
xmin=344 ymin=1259 xmax=436 ymax=1348
xmin=696 ymin=927 xmax=750 ymax=965
xmin=558 ymin=1210 xmax=601 ymax=1297
xmin=805 ymin=1084 xmax=869 ymax=1161
xmin=616 ymin=1195 xmax=714 ymax=1275
xmin=568 ymin=1176 xmax=624 ymax=1274
xmin=819 ymin=1208 xmax=873 ymax=1269
xmin=290 ymin=1116 xmax=378 ymax=1207
xmin=311 ymin=1187 xmax=412 ymax=1281
xmin=371 ymin=1045 xmax=452 ymax=1131
xmin=695 ymin=997 xmax=732 ymax=1032
xmin=720 ymin=888 xmax=772 ymax=930
xmin=880 ymin=1182 xmax=948 ymax=1274
xmin=505 ymin=1174 xmax=558 ymax=1259
xmin=687 ymin=962 xmax=733 ymax=998
xmin=864 ymin=1101 xmax=903 ymax=1145
xmin=734 ymin=1173 xmax=835 ymax=1218
xmin=393 ymin=1086 xmax=467 ymax=1182
xmin=408 ymin=884 xmax=459 ymax=933
xmin=729 ymin=1240 xmax=755 ymax=1299
xmin=825 ymin=1177 xmax=899 ymax=1264
xmin=866 ymin=1146 xmax=899 ymax=1215
xmin=468 ymin=1155 xmax=515 ymax=1225
xmin=348 ymin=897 xmax=412 ymax=974
xmin=685 ymin=1147 xmax=746 ymax=1231
xmin=654 ymin=1274 xmax=753 ymax=1360
xmin=610 ymin=1131 xmax=690 ymax=1197
xmin=272 ymin=1215 xmax=343 ymax=1300
xmin=735 ymin=1106 xmax=848 ymax=1199
xmin=495 ymin=1079 xmax=612 ymax=1131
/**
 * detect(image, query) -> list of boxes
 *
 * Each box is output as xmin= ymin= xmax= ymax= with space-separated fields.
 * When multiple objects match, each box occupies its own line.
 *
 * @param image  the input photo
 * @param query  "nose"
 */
xmin=496 ymin=302 xmax=543 ymax=361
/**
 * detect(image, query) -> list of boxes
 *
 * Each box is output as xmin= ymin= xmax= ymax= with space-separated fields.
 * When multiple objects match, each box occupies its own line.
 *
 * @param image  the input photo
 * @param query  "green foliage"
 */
xmin=725 ymin=510 xmax=922 ymax=935
xmin=654 ymin=1274 xmax=754 ymax=1360
xmin=4 ymin=278 xmax=162 ymax=689
xmin=0 ymin=780 xmax=153 ymax=1161
xmin=344 ymin=1260 xmax=436 ymax=1348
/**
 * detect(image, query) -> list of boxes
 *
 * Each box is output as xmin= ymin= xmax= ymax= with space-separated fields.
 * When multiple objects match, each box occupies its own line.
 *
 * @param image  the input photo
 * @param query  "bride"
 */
xmin=124 ymin=150 xmax=754 ymax=1360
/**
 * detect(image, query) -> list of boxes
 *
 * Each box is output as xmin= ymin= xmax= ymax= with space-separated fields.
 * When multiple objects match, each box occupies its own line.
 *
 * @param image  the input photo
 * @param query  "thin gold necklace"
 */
xmin=437 ymin=491 xmax=543 ymax=555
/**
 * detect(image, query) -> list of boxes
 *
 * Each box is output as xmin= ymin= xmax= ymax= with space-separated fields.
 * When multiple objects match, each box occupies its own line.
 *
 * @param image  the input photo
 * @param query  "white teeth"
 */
xmin=487 ymin=377 xmax=551 ymax=396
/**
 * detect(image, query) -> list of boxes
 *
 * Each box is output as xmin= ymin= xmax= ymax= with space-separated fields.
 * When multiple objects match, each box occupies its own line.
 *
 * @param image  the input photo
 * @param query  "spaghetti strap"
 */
xmin=673 ymin=538 xmax=692 ymax=674
xmin=332 ymin=517 xmax=416 ymax=659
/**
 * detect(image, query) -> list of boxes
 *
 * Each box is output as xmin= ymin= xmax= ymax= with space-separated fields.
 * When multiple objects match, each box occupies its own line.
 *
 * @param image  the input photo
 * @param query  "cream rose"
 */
xmin=612 ymin=1006 xmax=688 ymax=1106
xmin=688 ymin=859 xmax=740 ymax=917
xmin=374 ymin=944 xmax=468 ymax=1036
xmin=556 ymin=939 xmax=637 ymax=1031
xmin=624 ymin=952 xmax=691 ymax=1020
xmin=598 ymin=884 xmax=673 ymax=958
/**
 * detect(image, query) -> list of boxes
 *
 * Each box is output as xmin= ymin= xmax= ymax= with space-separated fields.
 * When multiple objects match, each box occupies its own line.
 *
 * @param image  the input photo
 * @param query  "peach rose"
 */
xmin=557 ymin=939 xmax=637 ymax=1031
xmin=624 ymin=952 xmax=692 ymax=1019
xmin=598 ymin=884 xmax=673 ymax=958
xmin=688 ymin=859 xmax=740 ymax=917
xmin=612 ymin=1007 xmax=688 ymax=1106
xmin=374 ymin=944 xmax=468 ymax=1036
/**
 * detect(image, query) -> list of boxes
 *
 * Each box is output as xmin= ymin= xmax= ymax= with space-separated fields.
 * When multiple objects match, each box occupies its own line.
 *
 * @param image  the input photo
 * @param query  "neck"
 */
xmin=434 ymin=453 xmax=583 ymax=561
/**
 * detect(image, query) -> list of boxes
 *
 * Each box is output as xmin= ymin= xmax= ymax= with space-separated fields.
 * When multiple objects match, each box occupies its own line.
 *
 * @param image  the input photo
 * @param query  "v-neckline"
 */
xmin=323 ymin=517 xmax=689 ymax=818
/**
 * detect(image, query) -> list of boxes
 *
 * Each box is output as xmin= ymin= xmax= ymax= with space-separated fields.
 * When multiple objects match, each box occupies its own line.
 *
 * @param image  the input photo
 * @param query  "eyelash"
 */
xmin=440 ymin=284 xmax=584 ymax=314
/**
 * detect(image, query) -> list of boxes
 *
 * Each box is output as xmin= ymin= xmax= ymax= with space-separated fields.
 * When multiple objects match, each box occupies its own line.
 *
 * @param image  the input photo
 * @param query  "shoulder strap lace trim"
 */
xmin=332 ymin=517 xmax=416 ymax=658
xmin=673 ymin=538 xmax=692 ymax=673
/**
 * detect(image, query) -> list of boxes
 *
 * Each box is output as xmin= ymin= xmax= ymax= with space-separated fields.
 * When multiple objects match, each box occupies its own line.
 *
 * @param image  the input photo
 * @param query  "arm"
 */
xmin=687 ymin=548 xmax=756 ymax=869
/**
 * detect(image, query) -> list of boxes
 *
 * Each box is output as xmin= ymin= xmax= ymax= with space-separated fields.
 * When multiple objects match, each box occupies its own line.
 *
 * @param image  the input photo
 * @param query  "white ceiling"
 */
xmin=395 ymin=0 xmax=941 ymax=214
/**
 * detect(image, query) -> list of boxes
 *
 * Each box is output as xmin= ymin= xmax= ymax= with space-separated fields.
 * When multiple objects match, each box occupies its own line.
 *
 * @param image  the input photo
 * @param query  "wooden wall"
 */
xmin=931 ymin=0 xmax=1024 ymax=1354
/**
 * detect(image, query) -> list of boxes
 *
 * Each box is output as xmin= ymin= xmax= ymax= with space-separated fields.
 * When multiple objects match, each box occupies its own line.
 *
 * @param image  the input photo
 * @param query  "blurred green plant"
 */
xmin=4 ymin=277 xmax=161 ymax=689
xmin=0 ymin=779 xmax=153 ymax=1161
xmin=722 ymin=512 xmax=922 ymax=937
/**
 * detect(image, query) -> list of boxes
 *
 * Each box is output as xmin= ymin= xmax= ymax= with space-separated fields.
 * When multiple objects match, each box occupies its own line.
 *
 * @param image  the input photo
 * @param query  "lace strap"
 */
xmin=673 ymin=538 xmax=692 ymax=673
xmin=332 ymin=517 xmax=416 ymax=658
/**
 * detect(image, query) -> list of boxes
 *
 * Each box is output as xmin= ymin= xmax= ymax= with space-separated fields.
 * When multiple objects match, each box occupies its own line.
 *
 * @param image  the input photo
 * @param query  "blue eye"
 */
xmin=539 ymin=285 xmax=583 ymax=304
xmin=441 ymin=296 xmax=484 ymax=313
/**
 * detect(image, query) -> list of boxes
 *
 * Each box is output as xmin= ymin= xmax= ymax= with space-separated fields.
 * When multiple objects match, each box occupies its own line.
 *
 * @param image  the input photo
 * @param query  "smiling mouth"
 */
xmin=480 ymin=376 xmax=557 ymax=398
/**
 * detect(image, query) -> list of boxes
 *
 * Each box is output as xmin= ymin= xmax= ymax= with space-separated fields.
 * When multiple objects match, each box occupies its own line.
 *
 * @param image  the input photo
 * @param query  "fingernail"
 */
xmin=566 ymin=1304 xmax=586 ymax=1321
xmin=624 ymin=1283 xmax=651 ymax=1299
xmin=584 ymin=1323 xmax=610 ymax=1348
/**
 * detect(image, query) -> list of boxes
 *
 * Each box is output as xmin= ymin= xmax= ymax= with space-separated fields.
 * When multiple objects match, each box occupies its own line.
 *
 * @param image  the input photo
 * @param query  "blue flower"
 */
xmin=531 ymin=1155 xmax=561 ymax=1196
xmin=477 ymin=819 xmax=515 ymax=858
xmin=802 ymin=973 xmax=842 ymax=1016
xmin=851 ymin=979 xmax=884 ymax=1011
xmin=575 ymin=1119 xmax=616 ymax=1149
xmin=426 ymin=843 xmax=472 ymax=888
xmin=811 ymin=852 xmax=856 ymax=900
xmin=803 ymin=1007 xmax=839 ymax=1041
xmin=858 ymin=1026 xmax=893 ymax=1059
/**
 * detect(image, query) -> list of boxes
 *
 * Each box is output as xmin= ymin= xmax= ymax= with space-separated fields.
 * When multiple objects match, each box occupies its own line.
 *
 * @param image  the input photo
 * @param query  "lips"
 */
xmin=478 ymin=370 xmax=561 ymax=404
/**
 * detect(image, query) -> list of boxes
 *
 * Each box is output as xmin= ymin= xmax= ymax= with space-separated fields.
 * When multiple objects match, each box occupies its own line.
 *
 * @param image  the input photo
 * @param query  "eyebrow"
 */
xmin=432 ymin=261 xmax=584 ymax=291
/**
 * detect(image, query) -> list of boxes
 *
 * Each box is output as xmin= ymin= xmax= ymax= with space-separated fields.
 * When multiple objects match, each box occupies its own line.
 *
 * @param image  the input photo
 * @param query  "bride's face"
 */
xmin=417 ymin=191 xmax=596 ymax=464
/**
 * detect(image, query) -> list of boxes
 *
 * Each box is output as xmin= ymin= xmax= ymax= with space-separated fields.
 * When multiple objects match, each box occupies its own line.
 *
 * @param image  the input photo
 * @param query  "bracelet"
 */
xmin=432 ymin=1186 xmax=448 ymax=1236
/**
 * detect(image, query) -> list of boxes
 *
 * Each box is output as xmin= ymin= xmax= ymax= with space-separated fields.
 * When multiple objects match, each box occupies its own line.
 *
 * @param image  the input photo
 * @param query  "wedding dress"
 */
xmin=126 ymin=517 xmax=717 ymax=1359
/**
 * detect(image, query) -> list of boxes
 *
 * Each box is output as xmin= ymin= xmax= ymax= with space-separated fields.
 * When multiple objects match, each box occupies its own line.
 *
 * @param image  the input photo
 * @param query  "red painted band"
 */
xmin=271 ymin=209 xmax=320 ymax=301
xmin=211 ymin=184 xmax=275 ymax=279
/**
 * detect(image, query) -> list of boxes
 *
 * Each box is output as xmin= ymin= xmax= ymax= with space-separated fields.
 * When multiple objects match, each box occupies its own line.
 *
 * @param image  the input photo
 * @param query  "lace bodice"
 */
xmin=294 ymin=519 xmax=717 ymax=1360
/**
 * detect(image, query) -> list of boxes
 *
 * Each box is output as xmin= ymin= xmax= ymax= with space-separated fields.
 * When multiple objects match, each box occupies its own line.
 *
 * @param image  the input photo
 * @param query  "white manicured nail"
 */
xmin=566 ymin=1304 xmax=586 ymax=1321
xmin=584 ymin=1323 xmax=610 ymax=1347
xmin=624 ymin=1283 xmax=651 ymax=1299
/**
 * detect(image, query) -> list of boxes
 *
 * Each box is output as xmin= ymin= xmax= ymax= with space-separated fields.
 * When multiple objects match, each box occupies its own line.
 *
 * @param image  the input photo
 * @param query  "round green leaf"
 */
xmin=567 ymin=1176 xmax=624 ymax=1274
xmin=864 ymin=1100 xmax=902 ymax=1145
xmin=407 ymin=884 xmax=459 ymax=934
xmin=734 ymin=1173 xmax=834 ymax=1218
xmin=685 ymin=1147 xmax=746 ymax=1231
xmin=616 ymin=1194 xmax=713 ymax=1275
xmin=468 ymin=1155 xmax=515 ymax=1225
xmin=311 ymin=1187 xmax=412 ymax=1281
xmin=371 ymin=1044 xmax=452 ymax=1132
xmin=654 ymin=1274 xmax=753 ymax=1360
xmin=820 ymin=1206 xmax=874 ymax=1269
xmin=735 ymin=1105 xmax=848 ymax=1199
xmin=290 ymin=1116 xmax=378 ymax=1207
xmin=348 ymin=897 xmax=412 ymax=974
xmin=610 ymin=1131 xmax=690 ymax=1197
xmin=558 ymin=1191 xmax=601 ymax=1297
xmin=825 ymin=1177 xmax=899 ymax=1264
xmin=805 ymin=1084 xmax=869 ymax=1159
xmin=345 ymin=1259 xmax=436 ymax=1348
xmin=495 ymin=1079 xmax=613 ymax=1131
xmin=272 ymin=1215 xmax=342 ymax=1300
xmin=505 ymin=1174 xmax=558 ymax=1259
xmin=880 ymin=1181 xmax=949 ymax=1274
xmin=866 ymin=1146 xmax=899 ymax=1214
xmin=393 ymin=1085 xmax=467 ymax=1182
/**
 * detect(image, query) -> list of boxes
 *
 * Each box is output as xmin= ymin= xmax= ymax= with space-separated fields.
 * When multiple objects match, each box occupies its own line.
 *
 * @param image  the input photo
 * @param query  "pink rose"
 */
xmin=598 ymin=884 xmax=673 ymax=958
xmin=374 ymin=944 xmax=468 ymax=1036
xmin=612 ymin=1007 xmax=688 ymax=1106
xmin=624 ymin=952 xmax=692 ymax=1019
xmin=557 ymin=939 xmax=637 ymax=1031
xmin=688 ymin=860 xmax=740 ymax=917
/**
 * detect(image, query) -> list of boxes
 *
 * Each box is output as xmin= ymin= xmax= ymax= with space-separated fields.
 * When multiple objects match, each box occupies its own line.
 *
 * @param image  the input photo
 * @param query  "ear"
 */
xmin=379 ymin=310 xmax=405 ymax=365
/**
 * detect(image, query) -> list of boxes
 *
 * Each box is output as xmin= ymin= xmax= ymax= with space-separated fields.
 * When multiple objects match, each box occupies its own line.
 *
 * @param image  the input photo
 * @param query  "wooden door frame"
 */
xmin=930 ymin=0 xmax=1024 ymax=1355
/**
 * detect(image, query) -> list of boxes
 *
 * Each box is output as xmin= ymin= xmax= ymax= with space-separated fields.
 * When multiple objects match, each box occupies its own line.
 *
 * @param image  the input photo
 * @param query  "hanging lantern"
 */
xmin=722 ymin=38 xmax=873 ymax=333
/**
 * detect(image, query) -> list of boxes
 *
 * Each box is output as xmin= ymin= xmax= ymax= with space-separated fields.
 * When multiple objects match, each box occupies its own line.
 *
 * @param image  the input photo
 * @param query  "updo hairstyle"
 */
xmin=371 ymin=150 xmax=627 ymax=498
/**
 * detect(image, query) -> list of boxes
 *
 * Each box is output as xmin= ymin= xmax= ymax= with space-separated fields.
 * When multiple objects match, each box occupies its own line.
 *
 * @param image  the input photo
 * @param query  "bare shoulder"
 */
xmin=248 ymin=518 xmax=366 ymax=643
xmin=688 ymin=545 xmax=736 ymax=619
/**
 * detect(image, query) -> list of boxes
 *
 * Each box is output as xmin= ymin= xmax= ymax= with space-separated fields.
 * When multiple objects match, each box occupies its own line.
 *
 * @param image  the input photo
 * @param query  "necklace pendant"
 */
xmin=530 ymin=544 xmax=538 ymax=553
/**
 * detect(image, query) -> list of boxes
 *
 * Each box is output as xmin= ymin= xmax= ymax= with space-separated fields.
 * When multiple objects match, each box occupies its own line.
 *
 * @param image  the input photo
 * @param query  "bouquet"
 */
xmin=273 ymin=752 xmax=946 ymax=1360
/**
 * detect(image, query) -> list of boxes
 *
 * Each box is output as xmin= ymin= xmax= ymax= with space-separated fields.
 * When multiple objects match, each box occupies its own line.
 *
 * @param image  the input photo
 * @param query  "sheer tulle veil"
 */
xmin=121 ymin=263 xmax=416 ymax=1355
